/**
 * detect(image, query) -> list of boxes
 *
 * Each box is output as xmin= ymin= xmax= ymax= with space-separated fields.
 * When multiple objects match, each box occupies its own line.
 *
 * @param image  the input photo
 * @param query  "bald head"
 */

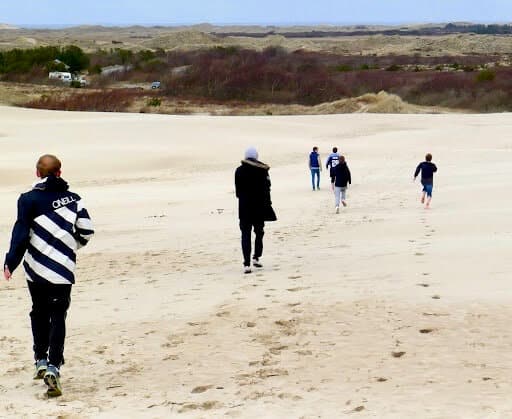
xmin=36 ymin=154 xmax=62 ymax=178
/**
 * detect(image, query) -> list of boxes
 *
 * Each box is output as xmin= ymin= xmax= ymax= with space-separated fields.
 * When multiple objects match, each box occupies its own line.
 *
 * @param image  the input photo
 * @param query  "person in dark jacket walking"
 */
xmin=333 ymin=155 xmax=351 ymax=213
xmin=325 ymin=147 xmax=340 ymax=191
xmin=3 ymin=155 xmax=94 ymax=397
xmin=235 ymin=147 xmax=275 ymax=274
xmin=308 ymin=146 xmax=322 ymax=191
xmin=414 ymin=153 xmax=438 ymax=208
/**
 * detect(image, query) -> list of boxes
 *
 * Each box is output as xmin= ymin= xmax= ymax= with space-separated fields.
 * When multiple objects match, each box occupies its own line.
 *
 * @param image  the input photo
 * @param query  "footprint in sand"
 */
xmin=191 ymin=385 xmax=214 ymax=394
xmin=419 ymin=328 xmax=436 ymax=334
xmin=417 ymin=283 xmax=430 ymax=287
xmin=391 ymin=351 xmax=406 ymax=358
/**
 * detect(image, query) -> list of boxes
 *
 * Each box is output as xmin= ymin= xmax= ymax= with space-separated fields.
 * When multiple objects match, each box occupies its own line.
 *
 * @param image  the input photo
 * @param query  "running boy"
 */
xmin=414 ymin=153 xmax=438 ymax=208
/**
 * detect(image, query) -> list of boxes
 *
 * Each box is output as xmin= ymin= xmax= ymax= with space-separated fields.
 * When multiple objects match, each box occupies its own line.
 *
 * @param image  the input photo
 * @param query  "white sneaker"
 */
xmin=244 ymin=266 xmax=252 ymax=274
xmin=252 ymin=258 xmax=263 ymax=268
xmin=335 ymin=206 xmax=339 ymax=214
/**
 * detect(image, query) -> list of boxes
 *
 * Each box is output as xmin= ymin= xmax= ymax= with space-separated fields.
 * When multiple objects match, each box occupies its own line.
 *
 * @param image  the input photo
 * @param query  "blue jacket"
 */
xmin=309 ymin=152 xmax=320 ymax=169
xmin=4 ymin=175 xmax=94 ymax=285
xmin=326 ymin=153 xmax=340 ymax=171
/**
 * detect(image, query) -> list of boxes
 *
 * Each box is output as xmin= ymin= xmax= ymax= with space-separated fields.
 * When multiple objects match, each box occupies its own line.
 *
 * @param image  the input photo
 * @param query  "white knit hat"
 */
xmin=244 ymin=146 xmax=259 ymax=160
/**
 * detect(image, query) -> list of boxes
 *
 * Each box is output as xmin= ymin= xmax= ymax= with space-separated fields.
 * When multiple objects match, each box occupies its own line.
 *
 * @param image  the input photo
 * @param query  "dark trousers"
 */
xmin=27 ymin=280 xmax=72 ymax=368
xmin=240 ymin=220 xmax=264 ymax=266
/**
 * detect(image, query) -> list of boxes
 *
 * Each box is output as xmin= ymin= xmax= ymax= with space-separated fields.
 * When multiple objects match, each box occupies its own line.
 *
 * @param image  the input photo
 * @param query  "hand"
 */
xmin=4 ymin=265 xmax=11 ymax=281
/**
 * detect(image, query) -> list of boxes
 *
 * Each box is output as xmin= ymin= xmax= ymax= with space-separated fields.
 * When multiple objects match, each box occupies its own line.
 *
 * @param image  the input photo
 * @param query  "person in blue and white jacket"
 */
xmin=3 ymin=154 xmax=93 ymax=397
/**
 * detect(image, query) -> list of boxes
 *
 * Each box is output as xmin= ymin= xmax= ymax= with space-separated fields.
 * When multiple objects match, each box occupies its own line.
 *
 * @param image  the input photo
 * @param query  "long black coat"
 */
xmin=235 ymin=159 xmax=272 ymax=222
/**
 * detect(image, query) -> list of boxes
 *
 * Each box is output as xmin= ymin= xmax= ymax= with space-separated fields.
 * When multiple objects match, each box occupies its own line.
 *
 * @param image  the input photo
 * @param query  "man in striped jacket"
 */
xmin=3 ymin=154 xmax=93 ymax=397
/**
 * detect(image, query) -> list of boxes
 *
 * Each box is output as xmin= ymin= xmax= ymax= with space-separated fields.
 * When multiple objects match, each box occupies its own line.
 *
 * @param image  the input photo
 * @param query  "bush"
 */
xmin=335 ymin=64 xmax=353 ymax=72
xmin=386 ymin=64 xmax=401 ymax=71
xmin=147 ymin=97 xmax=161 ymax=107
xmin=476 ymin=69 xmax=496 ymax=82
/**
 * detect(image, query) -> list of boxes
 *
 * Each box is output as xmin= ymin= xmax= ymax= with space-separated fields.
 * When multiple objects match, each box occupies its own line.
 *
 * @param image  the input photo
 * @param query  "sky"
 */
xmin=0 ymin=0 xmax=511 ymax=27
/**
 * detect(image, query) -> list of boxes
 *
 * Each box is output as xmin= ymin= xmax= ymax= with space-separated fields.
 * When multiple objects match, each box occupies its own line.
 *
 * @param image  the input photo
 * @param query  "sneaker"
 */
xmin=252 ymin=258 xmax=263 ymax=268
xmin=342 ymin=201 xmax=347 ymax=207
xmin=244 ymin=266 xmax=252 ymax=274
xmin=33 ymin=359 xmax=48 ymax=380
xmin=335 ymin=206 xmax=339 ymax=214
xmin=44 ymin=365 xmax=62 ymax=397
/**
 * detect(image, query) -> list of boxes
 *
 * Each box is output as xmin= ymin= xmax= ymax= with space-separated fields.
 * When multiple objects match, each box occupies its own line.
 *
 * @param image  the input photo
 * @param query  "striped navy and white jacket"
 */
xmin=4 ymin=175 xmax=93 ymax=285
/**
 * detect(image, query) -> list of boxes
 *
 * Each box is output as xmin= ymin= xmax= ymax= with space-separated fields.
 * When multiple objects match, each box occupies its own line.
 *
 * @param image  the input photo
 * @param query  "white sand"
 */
xmin=1 ymin=106 xmax=512 ymax=418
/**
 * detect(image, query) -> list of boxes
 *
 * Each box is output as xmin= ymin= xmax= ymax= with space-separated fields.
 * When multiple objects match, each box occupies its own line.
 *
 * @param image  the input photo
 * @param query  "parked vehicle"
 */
xmin=49 ymin=71 xmax=72 ymax=83
xmin=151 ymin=81 xmax=161 ymax=89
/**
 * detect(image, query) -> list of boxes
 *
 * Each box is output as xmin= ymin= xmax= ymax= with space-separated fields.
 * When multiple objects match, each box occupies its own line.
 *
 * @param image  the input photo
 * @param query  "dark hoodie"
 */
xmin=235 ymin=158 xmax=272 ymax=222
xmin=334 ymin=161 xmax=352 ymax=188
xmin=5 ymin=175 xmax=94 ymax=284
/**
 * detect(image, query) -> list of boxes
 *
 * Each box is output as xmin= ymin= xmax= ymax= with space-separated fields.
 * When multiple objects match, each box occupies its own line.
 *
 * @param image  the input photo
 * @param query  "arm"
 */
xmin=74 ymin=199 xmax=94 ymax=249
xmin=235 ymin=167 xmax=243 ymax=198
xmin=4 ymin=195 xmax=32 ymax=277
xmin=414 ymin=163 xmax=422 ymax=179
xmin=318 ymin=155 xmax=322 ymax=171
xmin=432 ymin=164 xmax=438 ymax=173
xmin=326 ymin=156 xmax=331 ymax=169
xmin=347 ymin=166 xmax=351 ymax=185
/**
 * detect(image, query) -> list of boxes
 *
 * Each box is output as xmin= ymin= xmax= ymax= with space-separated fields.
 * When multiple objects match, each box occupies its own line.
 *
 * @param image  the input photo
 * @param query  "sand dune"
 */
xmin=1 ymin=106 xmax=512 ymax=417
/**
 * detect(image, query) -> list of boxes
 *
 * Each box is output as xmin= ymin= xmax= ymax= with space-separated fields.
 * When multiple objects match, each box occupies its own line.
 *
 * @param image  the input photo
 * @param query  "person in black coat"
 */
xmin=235 ymin=147 xmax=275 ymax=274
xmin=333 ymin=155 xmax=351 ymax=213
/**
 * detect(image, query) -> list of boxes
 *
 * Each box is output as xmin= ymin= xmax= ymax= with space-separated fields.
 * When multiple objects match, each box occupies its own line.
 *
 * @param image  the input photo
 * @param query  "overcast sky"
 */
xmin=1 ymin=0 xmax=511 ymax=26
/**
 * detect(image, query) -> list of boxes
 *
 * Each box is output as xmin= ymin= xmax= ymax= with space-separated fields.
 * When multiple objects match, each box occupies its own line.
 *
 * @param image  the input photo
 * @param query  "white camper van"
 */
xmin=49 ymin=71 xmax=72 ymax=83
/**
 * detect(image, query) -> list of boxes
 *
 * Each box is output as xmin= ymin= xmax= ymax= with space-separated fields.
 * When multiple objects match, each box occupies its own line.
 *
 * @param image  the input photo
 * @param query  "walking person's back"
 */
xmin=308 ymin=146 xmax=322 ymax=191
xmin=235 ymin=147 xmax=276 ymax=274
xmin=326 ymin=147 xmax=340 ymax=190
xmin=333 ymin=155 xmax=351 ymax=213
xmin=3 ymin=154 xmax=94 ymax=397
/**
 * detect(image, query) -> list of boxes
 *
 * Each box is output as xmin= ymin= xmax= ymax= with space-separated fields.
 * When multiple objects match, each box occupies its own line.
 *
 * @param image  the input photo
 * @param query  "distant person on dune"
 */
xmin=326 ymin=147 xmax=340 ymax=191
xmin=308 ymin=146 xmax=322 ymax=191
xmin=235 ymin=147 xmax=276 ymax=274
xmin=333 ymin=155 xmax=351 ymax=213
xmin=3 ymin=155 xmax=94 ymax=397
xmin=414 ymin=153 xmax=438 ymax=209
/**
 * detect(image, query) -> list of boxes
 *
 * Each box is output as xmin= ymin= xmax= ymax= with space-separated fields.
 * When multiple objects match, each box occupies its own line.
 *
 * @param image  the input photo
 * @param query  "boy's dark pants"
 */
xmin=27 ymin=280 xmax=71 ymax=368
xmin=239 ymin=220 xmax=264 ymax=266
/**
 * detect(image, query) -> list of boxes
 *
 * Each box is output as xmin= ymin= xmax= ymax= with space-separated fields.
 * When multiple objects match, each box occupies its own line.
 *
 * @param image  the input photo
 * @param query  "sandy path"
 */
xmin=0 ymin=107 xmax=512 ymax=418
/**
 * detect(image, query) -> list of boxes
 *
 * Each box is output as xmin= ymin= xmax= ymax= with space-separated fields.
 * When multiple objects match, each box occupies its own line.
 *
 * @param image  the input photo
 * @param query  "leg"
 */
xmin=253 ymin=222 xmax=265 ymax=260
xmin=421 ymin=182 xmax=426 ymax=203
xmin=341 ymin=187 xmax=347 ymax=206
xmin=47 ymin=284 xmax=71 ymax=368
xmin=334 ymin=186 xmax=341 ymax=211
xmin=310 ymin=169 xmax=316 ymax=190
xmin=27 ymin=281 xmax=51 ymax=362
xmin=316 ymin=169 xmax=320 ymax=189
xmin=239 ymin=220 xmax=252 ymax=267
xmin=425 ymin=185 xmax=433 ymax=208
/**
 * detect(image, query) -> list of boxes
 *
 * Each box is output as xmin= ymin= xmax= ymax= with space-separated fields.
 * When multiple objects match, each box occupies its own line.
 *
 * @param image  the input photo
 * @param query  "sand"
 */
xmin=0 ymin=106 xmax=512 ymax=418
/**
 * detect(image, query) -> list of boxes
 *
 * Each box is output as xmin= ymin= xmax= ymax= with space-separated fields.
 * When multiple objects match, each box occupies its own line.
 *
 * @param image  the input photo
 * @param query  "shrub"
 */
xmin=335 ymin=64 xmax=353 ymax=72
xmin=386 ymin=64 xmax=401 ymax=71
xmin=476 ymin=69 xmax=496 ymax=82
xmin=147 ymin=97 xmax=161 ymax=107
